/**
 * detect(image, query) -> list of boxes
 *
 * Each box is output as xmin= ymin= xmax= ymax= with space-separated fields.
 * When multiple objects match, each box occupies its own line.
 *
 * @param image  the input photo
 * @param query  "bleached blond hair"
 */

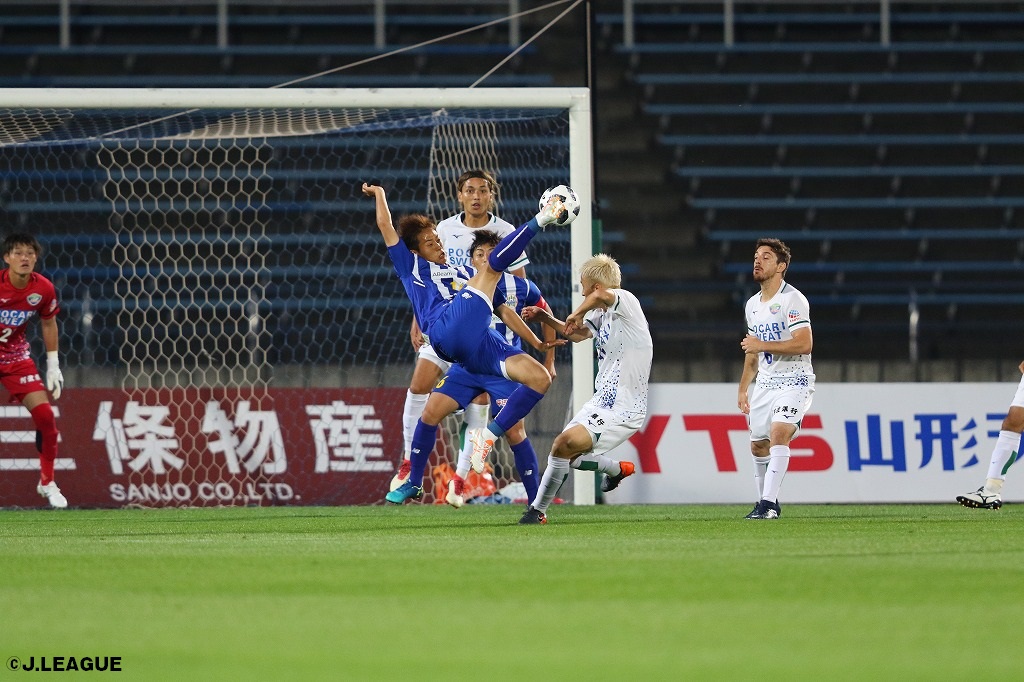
xmin=579 ymin=253 xmax=621 ymax=288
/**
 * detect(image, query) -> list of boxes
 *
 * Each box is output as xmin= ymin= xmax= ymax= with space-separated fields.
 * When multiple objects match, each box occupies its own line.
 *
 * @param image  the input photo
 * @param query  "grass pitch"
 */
xmin=1 ymin=503 xmax=1020 ymax=680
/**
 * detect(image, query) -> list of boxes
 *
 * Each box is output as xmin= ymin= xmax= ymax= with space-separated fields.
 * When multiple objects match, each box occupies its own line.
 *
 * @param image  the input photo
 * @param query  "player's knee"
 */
xmin=30 ymin=402 xmax=58 ymax=437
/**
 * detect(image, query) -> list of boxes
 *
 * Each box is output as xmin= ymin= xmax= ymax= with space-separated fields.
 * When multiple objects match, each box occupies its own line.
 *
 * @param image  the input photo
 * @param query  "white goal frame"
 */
xmin=1 ymin=86 xmax=599 ymax=505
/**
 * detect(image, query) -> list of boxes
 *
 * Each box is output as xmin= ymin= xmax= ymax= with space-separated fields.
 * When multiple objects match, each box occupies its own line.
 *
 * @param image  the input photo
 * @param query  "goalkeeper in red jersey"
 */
xmin=0 ymin=233 xmax=66 ymax=508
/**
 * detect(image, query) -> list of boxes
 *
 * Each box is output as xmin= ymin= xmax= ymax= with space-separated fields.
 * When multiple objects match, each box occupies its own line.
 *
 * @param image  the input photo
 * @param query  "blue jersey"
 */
xmin=387 ymin=242 xmax=472 ymax=345
xmin=490 ymin=272 xmax=544 ymax=350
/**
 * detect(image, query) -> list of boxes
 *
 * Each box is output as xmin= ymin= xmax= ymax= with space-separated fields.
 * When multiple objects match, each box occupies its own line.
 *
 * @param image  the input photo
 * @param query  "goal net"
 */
xmin=0 ymin=88 xmax=593 ymax=508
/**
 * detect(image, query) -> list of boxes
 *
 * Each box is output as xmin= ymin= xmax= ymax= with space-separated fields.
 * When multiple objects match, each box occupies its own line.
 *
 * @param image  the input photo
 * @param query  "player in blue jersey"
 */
xmin=432 ymin=229 xmax=558 ymax=507
xmin=361 ymin=183 xmax=574 ymax=504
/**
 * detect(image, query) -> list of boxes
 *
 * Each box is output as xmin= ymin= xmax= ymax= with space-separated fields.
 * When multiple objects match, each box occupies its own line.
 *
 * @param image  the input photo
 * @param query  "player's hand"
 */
xmin=361 ymin=182 xmax=382 ymax=197
xmin=740 ymin=334 xmax=761 ymax=354
xmin=410 ymin=326 xmax=424 ymax=350
xmin=521 ymin=305 xmax=544 ymax=322
xmin=738 ymin=392 xmax=750 ymax=415
xmin=563 ymin=312 xmax=584 ymax=336
xmin=46 ymin=358 xmax=63 ymax=400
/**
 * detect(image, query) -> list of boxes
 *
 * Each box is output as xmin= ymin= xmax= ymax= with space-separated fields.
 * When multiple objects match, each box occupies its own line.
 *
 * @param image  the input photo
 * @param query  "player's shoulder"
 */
xmin=490 ymin=215 xmax=516 ymax=233
xmin=779 ymin=281 xmax=809 ymax=303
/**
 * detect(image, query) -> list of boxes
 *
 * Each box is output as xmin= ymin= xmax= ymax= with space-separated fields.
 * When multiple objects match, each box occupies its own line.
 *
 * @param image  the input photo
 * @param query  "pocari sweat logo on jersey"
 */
xmin=0 ymin=309 xmax=33 ymax=326
xmin=27 ymin=293 xmax=42 ymax=306
xmin=770 ymin=303 xmax=781 ymax=314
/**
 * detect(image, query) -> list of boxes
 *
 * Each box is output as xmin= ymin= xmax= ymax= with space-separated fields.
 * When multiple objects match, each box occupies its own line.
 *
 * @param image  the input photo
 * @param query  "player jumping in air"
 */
xmin=361 ymin=183 xmax=574 ymax=504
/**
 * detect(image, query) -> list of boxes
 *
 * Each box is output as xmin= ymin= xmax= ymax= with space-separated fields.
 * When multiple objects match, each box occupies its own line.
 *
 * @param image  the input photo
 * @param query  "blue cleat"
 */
xmin=385 ymin=481 xmax=423 ymax=505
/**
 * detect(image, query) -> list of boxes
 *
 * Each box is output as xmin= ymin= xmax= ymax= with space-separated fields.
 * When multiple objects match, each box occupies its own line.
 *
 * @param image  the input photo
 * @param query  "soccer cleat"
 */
xmin=746 ymin=499 xmax=780 ymax=519
xmin=956 ymin=486 xmax=1002 ymax=510
xmin=389 ymin=458 xmax=411 ymax=492
xmin=445 ymin=477 xmax=465 ymax=509
xmin=535 ymin=194 xmax=567 ymax=228
xmin=518 ymin=506 xmax=547 ymax=525
xmin=37 ymin=481 xmax=67 ymax=509
xmin=744 ymin=500 xmax=763 ymax=519
xmin=601 ymin=461 xmax=636 ymax=493
xmin=385 ymin=481 xmax=423 ymax=505
xmin=468 ymin=428 xmax=495 ymax=474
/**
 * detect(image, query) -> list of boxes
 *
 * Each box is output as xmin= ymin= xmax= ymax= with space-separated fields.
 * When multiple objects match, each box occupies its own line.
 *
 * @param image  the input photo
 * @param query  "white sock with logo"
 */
xmin=761 ymin=446 xmax=790 ymax=503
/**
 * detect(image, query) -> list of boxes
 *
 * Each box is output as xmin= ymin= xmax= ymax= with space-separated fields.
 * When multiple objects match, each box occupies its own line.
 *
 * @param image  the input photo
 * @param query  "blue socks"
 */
xmin=488 ymin=385 xmax=545 ymax=436
xmin=510 ymin=439 xmax=540 ymax=504
xmin=408 ymin=420 xmax=438 ymax=486
xmin=487 ymin=217 xmax=540 ymax=272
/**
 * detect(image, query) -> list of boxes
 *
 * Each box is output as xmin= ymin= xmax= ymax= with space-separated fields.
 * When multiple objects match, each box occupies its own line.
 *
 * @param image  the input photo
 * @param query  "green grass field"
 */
xmin=2 ymin=503 xmax=1021 ymax=680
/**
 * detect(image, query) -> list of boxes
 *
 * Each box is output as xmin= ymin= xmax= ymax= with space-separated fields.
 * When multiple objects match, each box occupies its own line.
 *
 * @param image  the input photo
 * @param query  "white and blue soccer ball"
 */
xmin=538 ymin=184 xmax=581 ymax=227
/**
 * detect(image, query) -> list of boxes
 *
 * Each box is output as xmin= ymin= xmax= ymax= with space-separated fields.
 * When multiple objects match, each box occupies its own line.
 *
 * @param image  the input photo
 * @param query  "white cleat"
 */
xmin=390 ymin=459 xmax=411 ymax=492
xmin=37 ymin=481 xmax=68 ymax=509
xmin=956 ymin=486 xmax=1002 ymax=510
xmin=468 ymin=428 xmax=494 ymax=475
xmin=445 ymin=478 xmax=465 ymax=509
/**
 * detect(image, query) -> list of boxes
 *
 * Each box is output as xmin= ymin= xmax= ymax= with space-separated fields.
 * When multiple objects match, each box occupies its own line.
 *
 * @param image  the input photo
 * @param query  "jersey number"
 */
xmin=763 ymin=352 xmax=774 ymax=365
xmin=0 ymin=328 xmax=12 ymax=344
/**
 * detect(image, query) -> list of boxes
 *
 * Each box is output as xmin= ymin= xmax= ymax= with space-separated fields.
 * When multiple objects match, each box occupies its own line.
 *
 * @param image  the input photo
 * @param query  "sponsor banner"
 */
xmin=0 ymin=388 xmax=407 ymax=508
xmin=609 ymin=383 xmax=1019 ymax=504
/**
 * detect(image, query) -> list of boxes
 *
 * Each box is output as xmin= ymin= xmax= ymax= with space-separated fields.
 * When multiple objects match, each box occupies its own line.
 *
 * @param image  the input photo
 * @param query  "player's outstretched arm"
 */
xmin=496 ymin=305 xmax=566 ymax=353
xmin=522 ymin=305 xmax=591 ymax=343
xmin=361 ymin=183 xmax=399 ymax=247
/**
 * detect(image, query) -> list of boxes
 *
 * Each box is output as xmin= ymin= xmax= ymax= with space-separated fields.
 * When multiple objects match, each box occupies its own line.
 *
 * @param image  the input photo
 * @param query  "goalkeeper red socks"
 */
xmin=31 ymin=402 xmax=59 ymax=486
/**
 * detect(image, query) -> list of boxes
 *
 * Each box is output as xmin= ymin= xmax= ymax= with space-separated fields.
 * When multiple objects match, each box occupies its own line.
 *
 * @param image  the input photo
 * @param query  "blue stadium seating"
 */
xmin=600 ymin=2 xmax=1024 ymax=361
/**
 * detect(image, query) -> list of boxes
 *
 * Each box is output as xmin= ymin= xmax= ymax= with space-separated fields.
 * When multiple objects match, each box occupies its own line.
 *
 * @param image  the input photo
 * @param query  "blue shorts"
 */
xmin=434 ymin=364 xmax=520 ymax=413
xmin=430 ymin=287 xmax=524 ymax=378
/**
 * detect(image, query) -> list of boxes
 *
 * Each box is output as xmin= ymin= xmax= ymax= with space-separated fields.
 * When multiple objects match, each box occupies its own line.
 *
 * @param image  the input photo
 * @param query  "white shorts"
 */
xmin=747 ymin=376 xmax=815 ymax=442
xmin=418 ymin=342 xmax=452 ymax=374
xmin=565 ymin=402 xmax=645 ymax=457
xmin=1010 ymin=373 xmax=1024 ymax=408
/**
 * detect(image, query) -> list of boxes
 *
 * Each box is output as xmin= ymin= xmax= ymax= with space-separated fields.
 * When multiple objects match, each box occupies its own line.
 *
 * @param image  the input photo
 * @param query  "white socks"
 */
xmin=532 ymin=455 xmax=570 ymax=512
xmin=402 ymin=390 xmax=429 ymax=459
xmin=985 ymin=430 xmax=1021 ymax=489
xmin=570 ymin=453 xmax=619 ymax=475
xmin=752 ymin=455 xmax=771 ymax=499
xmin=761 ymin=446 xmax=790 ymax=503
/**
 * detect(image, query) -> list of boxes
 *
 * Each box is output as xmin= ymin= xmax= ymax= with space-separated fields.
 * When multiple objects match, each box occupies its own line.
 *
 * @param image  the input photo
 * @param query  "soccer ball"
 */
xmin=538 ymin=184 xmax=581 ymax=227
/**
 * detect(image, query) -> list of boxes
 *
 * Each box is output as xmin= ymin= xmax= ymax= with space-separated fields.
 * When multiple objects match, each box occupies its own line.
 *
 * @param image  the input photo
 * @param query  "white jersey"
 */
xmin=744 ymin=281 xmax=814 ymax=380
xmin=436 ymin=212 xmax=530 ymax=271
xmin=582 ymin=288 xmax=653 ymax=419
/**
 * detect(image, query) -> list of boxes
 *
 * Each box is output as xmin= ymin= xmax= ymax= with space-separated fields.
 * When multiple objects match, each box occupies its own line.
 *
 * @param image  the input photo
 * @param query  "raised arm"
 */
xmin=521 ymin=304 xmax=591 ymax=343
xmin=361 ymin=183 xmax=399 ymax=247
xmin=496 ymin=304 xmax=566 ymax=353
xmin=562 ymin=288 xmax=616 ymax=337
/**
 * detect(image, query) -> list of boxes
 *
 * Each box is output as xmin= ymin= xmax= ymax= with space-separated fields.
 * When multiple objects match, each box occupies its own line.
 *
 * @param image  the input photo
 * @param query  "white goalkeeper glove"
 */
xmin=46 ymin=351 xmax=63 ymax=400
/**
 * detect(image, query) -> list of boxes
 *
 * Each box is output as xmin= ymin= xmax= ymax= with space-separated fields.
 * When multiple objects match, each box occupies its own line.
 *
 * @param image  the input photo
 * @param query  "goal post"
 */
xmin=0 ymin=87 xmax=597 ymax=507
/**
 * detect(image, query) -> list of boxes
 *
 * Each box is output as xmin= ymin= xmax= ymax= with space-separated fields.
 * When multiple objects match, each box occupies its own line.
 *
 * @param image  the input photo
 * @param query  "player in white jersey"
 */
xmin=955 ymin=359 xmax=1024 ymax=510
xmin=393 ymin=169 xmax=554 ymax=491
xmin=737 ymin=238 xmax=814 ymax=520
xmin=516 ymin=254 xmax=653 ymax=525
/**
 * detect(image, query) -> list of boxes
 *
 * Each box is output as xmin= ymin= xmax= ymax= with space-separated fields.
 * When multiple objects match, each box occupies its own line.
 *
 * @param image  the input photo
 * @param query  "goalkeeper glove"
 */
xmin=45 ymin=351 xmax=63 ymax=400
